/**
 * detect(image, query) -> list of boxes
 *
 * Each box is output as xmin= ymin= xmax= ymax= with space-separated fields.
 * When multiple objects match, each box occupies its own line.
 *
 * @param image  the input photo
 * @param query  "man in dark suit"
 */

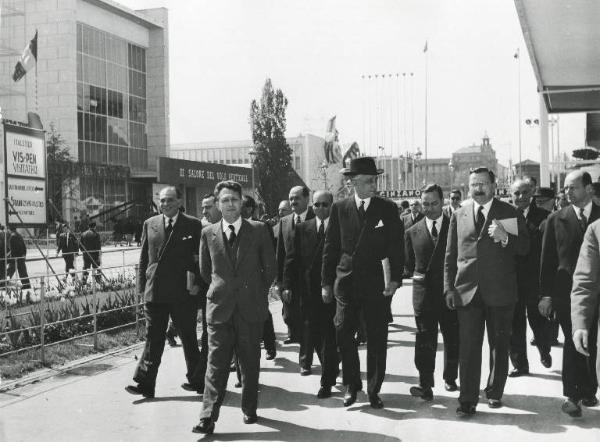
xmin=443 ymin=189 xmax=462 ymax=218
xmin=7 ymin=225 xmax=30 ymax=289
xmin=445 ymin=167 xmax=529 ymax=416
xmin=193 ymin=181 xmax=276 ymax=434
xmin=508 ymin=178 xmax=552 ymax=377
xmin=402 ymin=199 xmax=424 ymax=230
xmin=283 ymin=190 xmax=339 ymax=396
xmin=79 ymin=221 xmax=102 ymax=284
xmin=322 ymin=157 xmax=404 ymax=409
xmin=540 ymin=170 xmax=600 ymax=417
xmin=125 ymin=186 xmax=204 ymax=399
xmin=56 ymin=223 xmax=79 ymax=276
xmin=276 ymin=186 xmax=315 ymax=346
xmin=571 ymin=218 xmax=600 ymax=406
xmin=405 ymin=184 xmax=459 ymax=401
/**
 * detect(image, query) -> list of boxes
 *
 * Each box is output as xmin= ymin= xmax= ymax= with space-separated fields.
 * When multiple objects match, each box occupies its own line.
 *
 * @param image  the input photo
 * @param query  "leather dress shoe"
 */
xmin=192 ymin=418 xmax=215 ymax=434
xmin=456 ymin=402 xmax=476 ymax=417
xmin=409 ymin=386 xmax=434 ymax=401
xmin=317 ymin=386 xmax=332 ymax=399
xmin=487 ymin=399 xmax=502 ymax=408
xmin=582 ymin=396 xmax=599 ymax=407
xmin=181 ymin=383 xmax=203 ymax=394
xmin=300 ymin=367 xmax=312 ymax=376
xmin=125 ymin=384 xmax=154 ymax=399
xmin=369 ymin=394 xmax=384 ymax=409
xmin=265 ymin=351 xmax=276 ymax=360
xmin=444 ymin=381 xmax=459 ymax=392
xmin=508 ymin=368 xmax=529 ymax=377
xmin=343 ymin=387 xmax=359 ymax=407
xmin=562 ymin=398 xmax=582 ymax=417
xmin=243 ymin=414 xmax=258 ymax=424
xmin=540 ymin=353 xmax=552 ymax=368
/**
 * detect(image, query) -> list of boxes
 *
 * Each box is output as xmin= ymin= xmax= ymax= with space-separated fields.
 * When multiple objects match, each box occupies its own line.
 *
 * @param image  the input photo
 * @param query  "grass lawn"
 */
xmin=0 ymin=326 xmax=144 ymax=382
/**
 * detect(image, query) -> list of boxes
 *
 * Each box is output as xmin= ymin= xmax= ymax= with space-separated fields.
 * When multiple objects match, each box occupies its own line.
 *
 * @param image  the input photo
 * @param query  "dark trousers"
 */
xmin=456 ymin=293 xmax=514 ymax=404
xmin=82 ymin=255 xmax=102 ymax=283
xmin=133 ymin=299 xmax=202 ymax=388
xmin=63 ymin=254 xmax=75 ymax=274
xmin=7 ymin=258 xmax=30 ymax=289
xmin=336 ymin=296 xmax=389 ymax=395
xmin=200 ymin=313 xmax=263 ymax=421
xmin=299 ymin=301 xmax=339 ymax=387
xmin=555 ymin=303 xmax=598 ymax=401
xmin=510 ymin=296 xmax=551 ymax=370
xmin=282 ymin=292 xmax=302 ymax=340
xmin=262 ymin=311 xmax=276 ymax=355
xmin=414 ymin=306 xmax=459 ymax=388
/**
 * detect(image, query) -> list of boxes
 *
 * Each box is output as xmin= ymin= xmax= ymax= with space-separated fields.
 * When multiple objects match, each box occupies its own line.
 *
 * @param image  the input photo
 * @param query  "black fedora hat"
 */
xmin=341 ymin=157 xmax=383 ymax=176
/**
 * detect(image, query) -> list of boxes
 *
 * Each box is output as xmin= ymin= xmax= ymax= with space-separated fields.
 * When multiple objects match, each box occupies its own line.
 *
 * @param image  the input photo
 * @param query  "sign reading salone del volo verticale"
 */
xmin=3 ymin=121 xmax=47 ymax=226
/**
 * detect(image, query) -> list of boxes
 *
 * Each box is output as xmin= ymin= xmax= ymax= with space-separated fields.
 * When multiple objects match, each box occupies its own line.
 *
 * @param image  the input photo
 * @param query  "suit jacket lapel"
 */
xmin=478 ymin=199 xmax=498 ymax=241
xmin=212 ymin=221 xmax=235 ymax=271
xmin=235 ymin=219 xmax=251 ymax=269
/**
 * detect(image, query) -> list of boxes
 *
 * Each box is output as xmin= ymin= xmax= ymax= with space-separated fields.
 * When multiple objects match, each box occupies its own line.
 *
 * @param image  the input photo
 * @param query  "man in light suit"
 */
xmin=445 ymin=167 xmax=529 ymax=416
xmin=322 ymin=157 xmax=404 ymax=409
xmin=405 ymin=184 xmax=459 ymax=401
xmin=540 ymin=170 xmax=600 ymax=417
xmin=126 ymin=186 xmax=204 ymax=399
xmin=193 ymin=181 xmax=276 ymax=435
xmin=276 ymin=186 xmax=315 ymax=347
xmin=571 ymin=219 xmax=600 ymax=405
xmin=402 ymin=199 xmax=424 ymax=230
xmin=443 ymin=189 xmax=462 ymax=218
xmin=283 ymin=190 xmax=339 ymax=397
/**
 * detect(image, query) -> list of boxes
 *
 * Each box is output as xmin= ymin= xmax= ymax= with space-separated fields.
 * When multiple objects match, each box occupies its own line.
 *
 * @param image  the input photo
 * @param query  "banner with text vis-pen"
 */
xmin=3 ymin=122 xmax=47 ymax=226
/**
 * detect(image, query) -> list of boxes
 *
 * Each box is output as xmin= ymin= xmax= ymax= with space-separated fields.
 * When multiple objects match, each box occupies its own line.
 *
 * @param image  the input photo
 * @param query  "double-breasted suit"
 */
xmin=405 ymin=215 xmax=459 ymax=389
xmin=444 ymin=198 xmax=529 ymax=405
xmin=322 ymin=196 xmax=403 ymax=395
xmin=540 ymin=203 xmax=600 ymax=401
xmin=199 ymin=218 xmax=276 ymax=421
xmin=283 ymin=217 xmax=339 ymax=387
xmin=133 ymin=213 xmax=204 ymax=390
xmin=509 ymin=204 xmax=552 ymax=371
xmin=276 ymin=208 xmax=315 ymax=343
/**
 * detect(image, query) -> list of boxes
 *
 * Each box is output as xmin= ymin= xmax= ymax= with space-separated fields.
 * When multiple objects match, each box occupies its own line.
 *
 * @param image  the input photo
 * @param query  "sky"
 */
xmin=120 ymin=0 xmax=586 ymax=167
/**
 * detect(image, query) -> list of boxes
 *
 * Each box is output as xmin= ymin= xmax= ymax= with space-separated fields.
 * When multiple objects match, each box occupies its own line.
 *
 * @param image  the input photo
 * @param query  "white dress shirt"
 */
xmin=354 ymin=194 xmax=372 ymax=211
xmin=164 ymin=212 xmax=179 ymax=228
xmin=573 ymin=201 xmax=593 ymax=221
xmin=473 ymin=199 xmax=494 ymax=220
xmin=316 ymin=217 xmax=330 ymax=232
xmin=425 ymin=215 xmax=444 ymax=237
xmin=221 ymin=216 xmax=243 ymax=240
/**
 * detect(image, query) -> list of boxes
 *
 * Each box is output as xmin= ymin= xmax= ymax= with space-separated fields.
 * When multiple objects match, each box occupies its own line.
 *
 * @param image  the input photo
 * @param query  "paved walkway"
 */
xmin=1 ymin=284 xmax=599 ymax=441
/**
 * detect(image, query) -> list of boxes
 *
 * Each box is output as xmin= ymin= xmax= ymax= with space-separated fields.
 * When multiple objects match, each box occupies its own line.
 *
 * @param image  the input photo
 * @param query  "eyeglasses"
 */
xmin=314 ymin=202 xmax=330 ymax=208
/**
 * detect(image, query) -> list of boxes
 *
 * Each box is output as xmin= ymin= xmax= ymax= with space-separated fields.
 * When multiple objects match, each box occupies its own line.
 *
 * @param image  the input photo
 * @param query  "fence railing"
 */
xmin=0 ymin=263 xmax=142 ymax=364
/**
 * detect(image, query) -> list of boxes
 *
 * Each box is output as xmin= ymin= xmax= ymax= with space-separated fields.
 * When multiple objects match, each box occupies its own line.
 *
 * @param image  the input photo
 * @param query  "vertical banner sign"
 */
xmin=3 ymin=122 xmax=47 ymax=226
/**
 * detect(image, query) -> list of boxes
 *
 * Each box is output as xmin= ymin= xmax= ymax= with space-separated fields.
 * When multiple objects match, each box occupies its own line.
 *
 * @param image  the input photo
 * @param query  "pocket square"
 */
xmin=182 ymin=235 xmax=193 ymax=240
xmin=375 ymin=220 xmax=384 ymax=228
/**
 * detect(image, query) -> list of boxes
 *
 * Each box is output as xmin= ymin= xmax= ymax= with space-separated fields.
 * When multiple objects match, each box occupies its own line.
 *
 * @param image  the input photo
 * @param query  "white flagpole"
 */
xmin=424 ymin=41 xmax=429 ymax=183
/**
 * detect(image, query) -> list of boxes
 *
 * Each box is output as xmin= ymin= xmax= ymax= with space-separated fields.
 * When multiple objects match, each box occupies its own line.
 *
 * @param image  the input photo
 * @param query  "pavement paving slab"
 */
xmin=1 ymin=283 xmax=599 ymax=442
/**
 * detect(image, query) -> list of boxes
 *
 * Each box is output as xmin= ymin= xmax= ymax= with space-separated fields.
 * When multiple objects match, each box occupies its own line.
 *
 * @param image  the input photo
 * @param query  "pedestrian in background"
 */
xmin=7 ymin=225 xmax=30 ymax=290
xmin=80 ymin=222 xmax=102 ymax=284
xmin=57 ymin=223 xmax=79 ymax=277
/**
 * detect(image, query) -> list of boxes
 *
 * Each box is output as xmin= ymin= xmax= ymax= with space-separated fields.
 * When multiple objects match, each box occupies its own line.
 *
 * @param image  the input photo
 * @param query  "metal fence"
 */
xmin=0 ymin=250 xmax=142 ymax=364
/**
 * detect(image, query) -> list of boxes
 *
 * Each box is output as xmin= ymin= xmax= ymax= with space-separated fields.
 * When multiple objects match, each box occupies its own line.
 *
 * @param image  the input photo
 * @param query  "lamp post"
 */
xmin=248 ymin=147 xmax=257 ymax=198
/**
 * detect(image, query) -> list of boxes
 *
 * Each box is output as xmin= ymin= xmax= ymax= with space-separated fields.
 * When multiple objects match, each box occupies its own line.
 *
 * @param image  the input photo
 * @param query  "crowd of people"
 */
xmin=124 ymin=157 xmax=600 ymax=435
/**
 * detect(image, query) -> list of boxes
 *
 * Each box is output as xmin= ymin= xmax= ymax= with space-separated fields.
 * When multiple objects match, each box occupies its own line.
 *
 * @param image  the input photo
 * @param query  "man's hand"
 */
xmin=281 ymin=289 xmax=292 ymax=303
xmin=445 ymin=291 xmax=456 ymax=310
xmin=272 ymin=285 xmax=281 ymax=298
xmin=538 ymin=297 xmax=552 ymax=317
xmin=189 ymin=285 xmax=200 ymax=296
xmin=488 ymin=219 xmax=508 ymax=243
xmin=573 ymin=329 xmax=590 ymax=357
xmin=383 ymin=280 xmax=399 ymax=297
xmin=322 ymin=285 xmax=333 ymax=304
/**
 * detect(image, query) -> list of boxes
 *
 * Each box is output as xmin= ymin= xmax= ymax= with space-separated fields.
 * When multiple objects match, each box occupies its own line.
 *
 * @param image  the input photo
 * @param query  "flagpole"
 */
xmin=424 ymin=41 xmax=429 ymax=183
xmin=516 ymin=47 xmax=522 ymax=177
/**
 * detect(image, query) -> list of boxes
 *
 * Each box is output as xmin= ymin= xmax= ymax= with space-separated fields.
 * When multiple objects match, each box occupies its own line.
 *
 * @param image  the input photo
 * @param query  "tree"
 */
xmin=249 ymin=78 xmax=295 ymax=215
xmin=46 ymin=123 xmax=78 ymax=223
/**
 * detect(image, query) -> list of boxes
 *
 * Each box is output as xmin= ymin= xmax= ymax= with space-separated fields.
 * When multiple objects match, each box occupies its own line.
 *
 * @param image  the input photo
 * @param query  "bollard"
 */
xmin=39 ymin=279 xmax=46 ymax=365
xmin=134 ymin=264 xmax=139 ymax=337
xmin=92 ymin=268 xmax=98 ymax=350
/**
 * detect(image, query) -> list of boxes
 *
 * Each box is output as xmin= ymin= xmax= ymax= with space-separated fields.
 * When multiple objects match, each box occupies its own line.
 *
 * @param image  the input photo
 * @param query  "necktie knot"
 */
xmin=318 ymin=221 xmax=325 ymax=238
xmin=475 ymin=205 xmax=485 ymax=235
xmin=228 ymin=224 xmax=236 ymax=246
xmin=431 ymin=220 xmax=438 ymax=238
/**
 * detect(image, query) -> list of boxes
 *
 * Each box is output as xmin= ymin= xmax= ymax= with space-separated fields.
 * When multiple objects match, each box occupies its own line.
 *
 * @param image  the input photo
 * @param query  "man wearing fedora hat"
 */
xmin=322 ymin=156 xmax=404 ymax=409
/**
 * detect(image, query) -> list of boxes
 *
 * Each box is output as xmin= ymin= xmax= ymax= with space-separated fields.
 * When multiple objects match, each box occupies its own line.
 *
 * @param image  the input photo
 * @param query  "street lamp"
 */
xmin=248 ymin=147 xmax=257 ymax=198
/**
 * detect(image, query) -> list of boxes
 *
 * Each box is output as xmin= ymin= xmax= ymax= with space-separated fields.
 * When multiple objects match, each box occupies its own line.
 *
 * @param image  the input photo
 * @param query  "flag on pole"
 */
xmin=13 ymin=31 xmax=38 ymax=82
xmin=423 ymin=41 xmax=428 ymax=53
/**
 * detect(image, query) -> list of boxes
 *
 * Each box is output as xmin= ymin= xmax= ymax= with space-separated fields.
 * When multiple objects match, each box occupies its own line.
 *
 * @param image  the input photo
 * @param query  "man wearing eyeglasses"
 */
xmin=443 ymin=189 xmax=462 ymax=218
xmin=283 ymin=190 xmax=339 ymax=397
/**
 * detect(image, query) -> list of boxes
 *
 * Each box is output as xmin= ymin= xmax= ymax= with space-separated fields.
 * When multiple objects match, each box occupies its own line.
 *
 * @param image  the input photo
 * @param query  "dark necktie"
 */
xmin=318 ymin=220 xmax=325 ymax=240
xmin=228 ymin=224 xmax=236 ymax=246
xmin=475 ymin=206 xmax=485 ymax=235
xmin=358 ymin=200 xmax=366 ymax=220
xmin=431 ymin=220 xmax=438 ymax=238
xmin=579 ymin=207 xmax=588 ymax=232
xmin=165 ymin=218 xmax=173 ymax=236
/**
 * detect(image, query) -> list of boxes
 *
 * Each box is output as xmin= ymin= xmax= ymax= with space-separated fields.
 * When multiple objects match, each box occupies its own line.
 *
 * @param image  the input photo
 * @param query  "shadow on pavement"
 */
xmin=59 ymin=363 xmax=114 ymax=377
xmin=203 ymin=416 xmax=402 ymax=442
